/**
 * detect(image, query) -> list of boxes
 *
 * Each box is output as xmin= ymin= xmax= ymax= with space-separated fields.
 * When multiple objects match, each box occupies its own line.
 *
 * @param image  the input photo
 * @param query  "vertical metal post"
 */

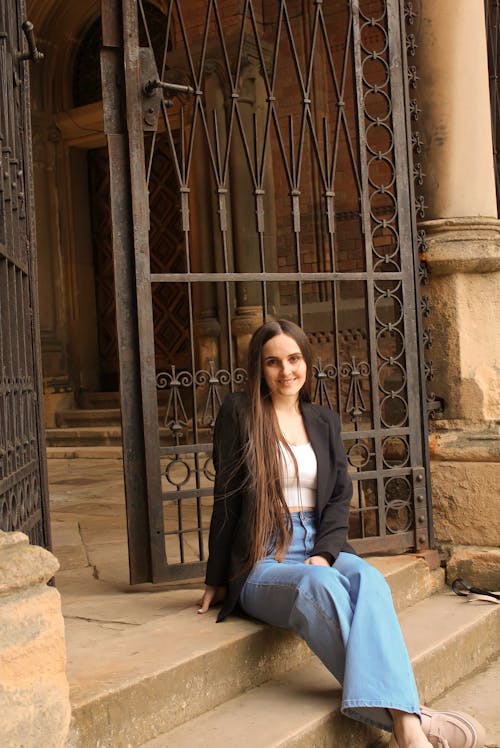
xmin=101 ymin=0 xmax=154 ymax=583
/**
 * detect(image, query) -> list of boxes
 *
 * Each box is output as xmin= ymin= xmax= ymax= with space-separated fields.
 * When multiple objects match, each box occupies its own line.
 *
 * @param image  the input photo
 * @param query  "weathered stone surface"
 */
xmin=422 ymin=217 xmax=500 ymax=274
xmin=430 ymin=461 xmax=500 ymax=546
xmin=429 ymin=425 xmax=500 ymax=462
xmin=445 ymin=545 xmax=500 ymax=590
xmin=0 ymin=530 xmax=60 ymax=596
xmin=0 ymin=532 xmax=70 ymax=748
xmin=424 ymin=270 xmax=500 ymax=422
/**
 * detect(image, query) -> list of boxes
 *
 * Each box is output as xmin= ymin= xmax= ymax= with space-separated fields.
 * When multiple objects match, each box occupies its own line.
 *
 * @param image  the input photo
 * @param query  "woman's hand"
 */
xmin=304 ymin=555 xmax=331 ymax=567
xmin=197 ymin=585 xmax=227 ymax=614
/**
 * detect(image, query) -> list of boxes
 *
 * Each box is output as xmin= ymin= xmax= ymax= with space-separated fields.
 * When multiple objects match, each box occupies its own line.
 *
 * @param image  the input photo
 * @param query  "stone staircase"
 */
xmin=45 ymin=392 xmax=172 ymax=450
xmin=63 ymin=554 xmax=500 ymax=748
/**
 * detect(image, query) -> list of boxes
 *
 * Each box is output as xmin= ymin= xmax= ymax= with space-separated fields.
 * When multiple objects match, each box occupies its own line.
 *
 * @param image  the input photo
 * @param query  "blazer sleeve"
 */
xmin=205 ymin=395 xmax=245 ymax=587
xmin=311 ymin=411 xmax=352 ymax=562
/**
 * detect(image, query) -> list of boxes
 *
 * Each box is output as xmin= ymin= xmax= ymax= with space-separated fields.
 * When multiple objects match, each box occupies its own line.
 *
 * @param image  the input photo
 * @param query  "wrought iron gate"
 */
xmin=0 ymin=2 xmax=51 ymax=547
xmin=101 ymin=0 xmax=430 ymax=583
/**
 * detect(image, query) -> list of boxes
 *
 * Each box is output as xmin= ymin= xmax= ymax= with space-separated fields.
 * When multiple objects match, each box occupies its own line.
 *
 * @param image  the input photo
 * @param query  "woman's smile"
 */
xmin=261 ymin=333 xmax=307 ymax=400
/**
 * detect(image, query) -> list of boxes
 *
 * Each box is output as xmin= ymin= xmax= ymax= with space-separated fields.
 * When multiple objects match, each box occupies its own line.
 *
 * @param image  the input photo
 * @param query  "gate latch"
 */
xmin=140 ymin=47 xmax=195 ymax=131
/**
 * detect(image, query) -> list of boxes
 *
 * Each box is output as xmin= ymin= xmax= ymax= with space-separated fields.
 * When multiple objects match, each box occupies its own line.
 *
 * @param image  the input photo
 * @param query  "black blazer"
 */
xmin=205 ymin=392 xmax=355 ymax=621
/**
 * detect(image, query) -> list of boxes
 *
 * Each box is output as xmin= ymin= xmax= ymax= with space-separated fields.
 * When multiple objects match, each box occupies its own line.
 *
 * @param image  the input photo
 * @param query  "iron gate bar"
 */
xmin=122 ymin=0 xmax=166 ymax=581
xmin=386 ymin=0 xmax=428 ymax=550
xmin=150 ymin=272 xmax=408 ymax=281
xmin=101 ymin=0 xmax=154 ymax=583
xmin=399 ymin=0 xmax=434 ymax=545
xmin=0 ymin=0 xmax=51 ymax=549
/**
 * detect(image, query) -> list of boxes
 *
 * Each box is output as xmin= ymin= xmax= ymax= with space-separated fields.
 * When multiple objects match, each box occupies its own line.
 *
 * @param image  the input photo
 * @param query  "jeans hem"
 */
xmin=342 ymin=703 xmax=421 ymax=733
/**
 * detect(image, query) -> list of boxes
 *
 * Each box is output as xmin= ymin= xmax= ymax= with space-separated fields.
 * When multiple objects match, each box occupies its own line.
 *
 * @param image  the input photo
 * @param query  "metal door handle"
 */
xmin=19 ymin=21 xmax=44 ymax=63
xmin=143 ymin=79 xmax=194 ymax=96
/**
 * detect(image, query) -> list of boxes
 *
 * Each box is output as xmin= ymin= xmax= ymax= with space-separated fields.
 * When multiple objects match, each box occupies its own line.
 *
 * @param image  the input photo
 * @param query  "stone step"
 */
xmin=141 ymin=595 xmax=500 ymax=748
xmin=54 ymin=407 xmax=171 ymax=429
xmin=46 ymin=417 xmax=211 ymax=447
xmin=66 ymin=556 xmax=443 ymax=748
xmin=45 ymin=425 xmax=178 ymax=447
xmin=78 ymin=392 xmax=122 ymax=409
xmin=55 ymin=408 xmax=124 ymax=427
xmin=47 ymin=445 xmax=124 ymax=460
xmin=429 ymin=652 xmax=500 ymax=748
xmin=46 ymin=426 xmax=127 ymax=447
xmin=77 ymin=391 xmax=170 ymax=410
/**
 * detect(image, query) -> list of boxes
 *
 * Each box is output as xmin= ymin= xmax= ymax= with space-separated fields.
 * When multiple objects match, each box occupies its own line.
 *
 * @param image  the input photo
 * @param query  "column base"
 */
xmin=430 ymin=425 xmax=500 ymax=576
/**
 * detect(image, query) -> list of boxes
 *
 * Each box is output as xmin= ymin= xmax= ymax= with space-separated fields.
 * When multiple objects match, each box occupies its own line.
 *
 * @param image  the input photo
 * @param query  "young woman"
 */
xmin=198 ymin=319 xmax=485 ymax=748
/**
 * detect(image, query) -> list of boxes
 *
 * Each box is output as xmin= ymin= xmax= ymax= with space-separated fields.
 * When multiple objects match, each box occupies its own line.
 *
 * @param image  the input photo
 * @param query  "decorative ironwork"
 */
xmin=0 ymin=2 xmax=50 ymax=547
xmin=312 ymin=358 xmax=337 ymax=409
xmin=414 ymin=195 xmax=427 ymax=219
xmin=102 ymin=0 xmax=431 ymax=581
xmin=420 ymin=295 xmax=431 ymax=317
xmin=340 ymin=359 xmax=370 ymax=425
xmin=411 ymin=130 xmax=423 ymax=152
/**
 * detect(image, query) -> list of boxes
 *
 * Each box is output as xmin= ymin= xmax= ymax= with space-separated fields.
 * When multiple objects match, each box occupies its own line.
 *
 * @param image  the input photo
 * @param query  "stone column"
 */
xmin=0 ymin=531 xmax=70 ymax=747
xmin=415 ymin=0 xmax=500 ymax=588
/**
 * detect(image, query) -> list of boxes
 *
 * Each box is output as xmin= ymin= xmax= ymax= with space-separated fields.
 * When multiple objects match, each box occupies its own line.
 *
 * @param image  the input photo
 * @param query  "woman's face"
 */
xmin=261 ymin=333 xmax=307 ymax=402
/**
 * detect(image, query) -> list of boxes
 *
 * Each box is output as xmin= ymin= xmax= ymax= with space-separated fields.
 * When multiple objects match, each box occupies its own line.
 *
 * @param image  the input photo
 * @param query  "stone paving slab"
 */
xmin=430 ymin=654 xmax=500 ymax=748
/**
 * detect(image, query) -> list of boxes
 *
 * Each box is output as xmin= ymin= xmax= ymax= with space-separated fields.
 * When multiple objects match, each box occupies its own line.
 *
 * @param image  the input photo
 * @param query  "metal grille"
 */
xmin=0 ymin=2 xmax=51 ymax=547
xmin=101 ymin=0 xmax=429 ymax=583
xmin=486 ymin=0 xmax=500 ymax=217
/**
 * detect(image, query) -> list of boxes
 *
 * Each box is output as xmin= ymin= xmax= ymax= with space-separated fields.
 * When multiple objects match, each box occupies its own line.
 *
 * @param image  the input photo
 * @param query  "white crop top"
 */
xmin=279 ymin=442 xmax=318 ymax=510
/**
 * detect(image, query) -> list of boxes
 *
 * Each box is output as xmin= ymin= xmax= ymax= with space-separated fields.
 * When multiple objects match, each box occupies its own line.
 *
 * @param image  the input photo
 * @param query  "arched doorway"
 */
xmin=30 ymin=0 xmax=188 ymax=411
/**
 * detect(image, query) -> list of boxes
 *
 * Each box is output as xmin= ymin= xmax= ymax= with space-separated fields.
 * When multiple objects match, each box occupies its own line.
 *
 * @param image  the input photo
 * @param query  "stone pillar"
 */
xmin=415 ymin=0 xmax=500 ymax=588
xmin=0 ymin=532 xmax=70 ymax=747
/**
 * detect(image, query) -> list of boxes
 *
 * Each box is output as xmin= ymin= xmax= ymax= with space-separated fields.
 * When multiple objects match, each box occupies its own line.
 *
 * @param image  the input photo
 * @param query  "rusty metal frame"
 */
xmin=102 ymin=0 xmax=431 ymax=583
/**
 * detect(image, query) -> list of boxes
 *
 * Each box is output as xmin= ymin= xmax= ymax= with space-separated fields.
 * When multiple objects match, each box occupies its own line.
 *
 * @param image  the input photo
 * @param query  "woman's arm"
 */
xmin=311 ymin=411 xmax=352 ymax=562
xmin=204 ymin=395 xmax=245 ymax=588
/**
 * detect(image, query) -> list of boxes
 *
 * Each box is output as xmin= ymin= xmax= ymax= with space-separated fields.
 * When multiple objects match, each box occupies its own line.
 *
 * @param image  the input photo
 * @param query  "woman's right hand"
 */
xmin=197 ymin=584 xmax=227 ymax=614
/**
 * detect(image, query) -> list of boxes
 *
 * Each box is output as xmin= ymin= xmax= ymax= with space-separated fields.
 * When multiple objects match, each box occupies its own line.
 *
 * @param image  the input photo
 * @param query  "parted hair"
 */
xmin=243 ymin=319 xmax=313 ymax=569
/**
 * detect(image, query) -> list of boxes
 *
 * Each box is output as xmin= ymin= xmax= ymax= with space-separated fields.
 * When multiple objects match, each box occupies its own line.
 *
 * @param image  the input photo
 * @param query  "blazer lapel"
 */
xmin=301 ymin=404 xmax=330 ymax=511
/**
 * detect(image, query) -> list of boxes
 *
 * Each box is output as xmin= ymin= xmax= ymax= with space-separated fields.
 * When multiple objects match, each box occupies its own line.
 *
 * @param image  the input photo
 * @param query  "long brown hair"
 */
xmin=243 ymin=319 xmax=313 ymax=569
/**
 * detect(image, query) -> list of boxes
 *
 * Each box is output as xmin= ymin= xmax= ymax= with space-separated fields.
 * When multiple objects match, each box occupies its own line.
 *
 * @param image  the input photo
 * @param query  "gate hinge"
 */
xmin=411 ymin=466 xmax=428 ymax=551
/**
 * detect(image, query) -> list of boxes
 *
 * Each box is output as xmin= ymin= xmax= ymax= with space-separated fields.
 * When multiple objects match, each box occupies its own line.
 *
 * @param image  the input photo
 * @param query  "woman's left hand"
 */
xmin=305 ymin=555 xmax=331 ymax=567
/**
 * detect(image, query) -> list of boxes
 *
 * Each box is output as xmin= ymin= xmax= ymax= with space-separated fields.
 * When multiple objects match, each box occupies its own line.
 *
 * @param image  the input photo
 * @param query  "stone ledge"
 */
xmin=420 ymin=216 xmax=500 ymax=274
xmin=429 ymin=425 xmax=500 ymax=462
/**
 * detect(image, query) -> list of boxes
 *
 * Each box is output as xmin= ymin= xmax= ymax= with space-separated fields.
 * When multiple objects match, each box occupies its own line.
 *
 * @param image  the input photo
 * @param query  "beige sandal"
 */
xmin=420 ymin=707 xmax=486 ymax=748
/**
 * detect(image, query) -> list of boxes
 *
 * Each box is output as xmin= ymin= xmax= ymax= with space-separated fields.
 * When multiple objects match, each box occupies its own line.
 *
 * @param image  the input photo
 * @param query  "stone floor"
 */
xmin=47 ymin=456 xmax=500 ymax=747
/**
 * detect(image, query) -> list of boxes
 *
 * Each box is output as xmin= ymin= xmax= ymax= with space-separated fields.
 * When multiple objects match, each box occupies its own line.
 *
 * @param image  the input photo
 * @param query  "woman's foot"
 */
xmin=390 ymin=710 xmax=433 ymax=748
xmin=420 ymin=707 xmax=486 ymax=748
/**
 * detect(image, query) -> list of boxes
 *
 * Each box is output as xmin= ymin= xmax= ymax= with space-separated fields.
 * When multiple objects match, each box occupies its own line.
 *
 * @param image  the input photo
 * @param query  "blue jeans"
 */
xmin=239 ymin=511 xmax=420 ymax=732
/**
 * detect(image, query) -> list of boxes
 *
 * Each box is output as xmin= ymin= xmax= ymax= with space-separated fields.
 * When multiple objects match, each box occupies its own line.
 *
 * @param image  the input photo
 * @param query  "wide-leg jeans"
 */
xmin=239 ymin=511 xmax=420 ymax=732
